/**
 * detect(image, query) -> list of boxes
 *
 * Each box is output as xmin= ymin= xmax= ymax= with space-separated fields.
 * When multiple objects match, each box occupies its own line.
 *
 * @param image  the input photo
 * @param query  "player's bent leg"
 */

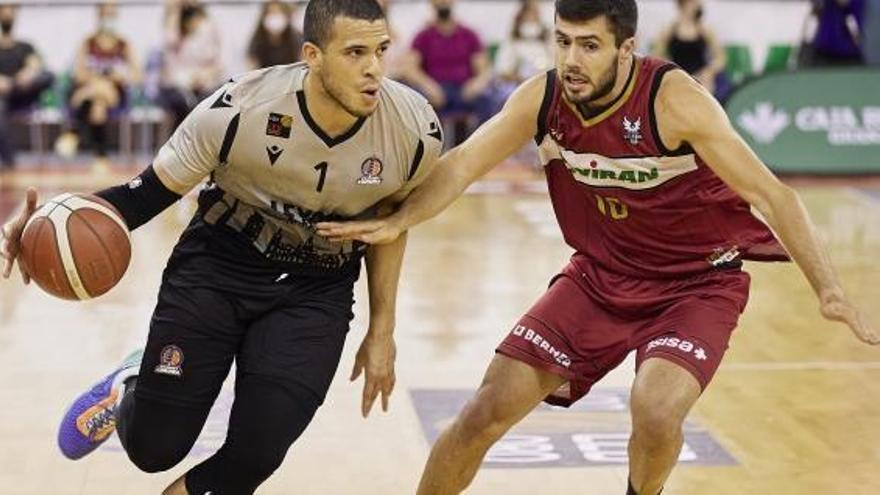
xmin=627 ymin=358 xmax=701 ymax=495
xmin=417 ymin=354 xmax=566 ymax=495
xmin=179 ymin=277 xmax=355 ymax=495
xmin=116 ymin=392 xmax=213 ymax=473
xmin=181 ymin=375 xmax=321 ymax=495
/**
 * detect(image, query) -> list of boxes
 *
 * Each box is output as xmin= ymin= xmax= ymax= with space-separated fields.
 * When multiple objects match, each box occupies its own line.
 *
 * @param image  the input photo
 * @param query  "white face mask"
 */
xmin=99 ymin=17 xmax=117 ymax=33
xmin=263 ymin=13 xmax=288 ymax=34
xmin=519 ymin=22 xmax=542 ymax=39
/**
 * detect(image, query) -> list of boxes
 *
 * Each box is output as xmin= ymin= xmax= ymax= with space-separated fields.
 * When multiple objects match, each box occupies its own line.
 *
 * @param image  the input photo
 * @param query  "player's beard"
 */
xmin=564 ymin=55 xmax=619 ymax=108
xmin=320 ymin=70 xmax=374 ymax=119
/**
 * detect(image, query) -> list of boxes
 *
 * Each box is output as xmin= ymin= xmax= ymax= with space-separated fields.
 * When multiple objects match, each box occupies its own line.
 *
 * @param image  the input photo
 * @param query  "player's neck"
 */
xmin=302 ymin=72 xmax=360 ymax=138
xmin=580 ymin=54 xmax=635 ymax=114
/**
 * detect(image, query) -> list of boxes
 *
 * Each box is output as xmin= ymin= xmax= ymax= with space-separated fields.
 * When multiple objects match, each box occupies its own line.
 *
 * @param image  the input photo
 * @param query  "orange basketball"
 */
xmin=19 ymin=193 xmax=131 ymax=301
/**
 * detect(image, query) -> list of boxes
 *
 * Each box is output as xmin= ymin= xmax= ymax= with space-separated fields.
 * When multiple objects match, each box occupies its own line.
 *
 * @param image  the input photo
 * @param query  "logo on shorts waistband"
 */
xmin=154 ymin=345 xmax=184 ymax=377
xmin=511 ymin=324 xmax=572 ymax=368
xmin=647 ymin=336 xmax=708 ymax=361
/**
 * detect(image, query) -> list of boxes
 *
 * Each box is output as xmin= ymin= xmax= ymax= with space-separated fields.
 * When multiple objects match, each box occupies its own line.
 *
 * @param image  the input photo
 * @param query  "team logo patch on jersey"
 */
xmin=154 ymin=345 xmax=184 ymax=377
xmin=622 ymin=116 xmax=643 ymax=145
xmin=357 ymin=157 xmax=383 ymax=185
xmin=266 ymin=112 xmax=293 ymax=138
xmin=266 ymin=145 xmax=284 ymax=166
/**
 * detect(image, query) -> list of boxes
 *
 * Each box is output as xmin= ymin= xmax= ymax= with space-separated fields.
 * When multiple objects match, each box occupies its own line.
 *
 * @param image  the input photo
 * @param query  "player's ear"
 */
xmin=302 ymin=41 xmax=323 ymax=70
xmin=618 ymin=36 xmax=635 ymax=63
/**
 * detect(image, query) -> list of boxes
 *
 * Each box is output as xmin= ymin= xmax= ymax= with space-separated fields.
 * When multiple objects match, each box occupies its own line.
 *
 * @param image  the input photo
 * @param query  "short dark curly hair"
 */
xmin=555 ymin=0 xmax=638 ymax=47
xmin=304 ymin=0 xmax=386 ymax=48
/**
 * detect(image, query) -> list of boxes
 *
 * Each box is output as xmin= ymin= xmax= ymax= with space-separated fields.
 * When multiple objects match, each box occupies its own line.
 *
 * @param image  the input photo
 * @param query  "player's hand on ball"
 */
xmin=0 ymin=188 xmax=38 ymax=284
xmin=317 ymin=217 xmax=404 ymax=245
xmin=351 ymin=331 xmax=397 ymax=418
xmin=820 ymin=289 xmax=879 ymax=345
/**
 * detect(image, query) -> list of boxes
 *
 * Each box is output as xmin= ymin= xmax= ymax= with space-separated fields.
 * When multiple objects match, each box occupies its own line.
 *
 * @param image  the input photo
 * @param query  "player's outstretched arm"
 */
xmin=317 ymin=72 xmax=547 ymax=244
xmin=658 ymin=70 xmax=878 ymax=345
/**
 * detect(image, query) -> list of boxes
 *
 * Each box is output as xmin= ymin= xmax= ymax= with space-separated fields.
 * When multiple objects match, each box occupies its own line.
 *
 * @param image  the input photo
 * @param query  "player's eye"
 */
xmin=555 ymin=37 xmax=570 ymax=47
xmin=582 ymin=41 xmax=599 ymax=52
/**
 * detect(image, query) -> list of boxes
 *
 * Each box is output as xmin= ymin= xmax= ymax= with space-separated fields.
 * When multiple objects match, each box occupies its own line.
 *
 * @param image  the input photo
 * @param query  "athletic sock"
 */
xmin=627 ymin=479 xmax=663 ymax=495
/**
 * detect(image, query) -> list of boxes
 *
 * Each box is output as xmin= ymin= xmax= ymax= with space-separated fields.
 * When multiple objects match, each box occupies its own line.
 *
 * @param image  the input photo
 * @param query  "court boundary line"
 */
xmin=722 ymin=361 xmax=880 ymax=371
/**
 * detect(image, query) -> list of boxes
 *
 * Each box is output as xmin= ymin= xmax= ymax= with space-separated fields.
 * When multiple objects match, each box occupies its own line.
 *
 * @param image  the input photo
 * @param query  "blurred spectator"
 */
xmin=0 ymin=3 xmax=54 ymax=168
xmin=247 ymin=1 xmax=302 ymax=69
xmin=804 ymin=0 xmax=866 ymax=66
xmin=159 ymin=0 xmax=223 ymax=129
xmin=493 ymin=0 xmax=552 ymax=103
xmin=867 ymin=0 xmax=880 ymax=64
xmin=57 ymin=1 xmax=140 ymax=166
xmin=408 ymin=0 xmax=493 ymax=144
xmin=653 ymin=0 xmax=731 ymax=101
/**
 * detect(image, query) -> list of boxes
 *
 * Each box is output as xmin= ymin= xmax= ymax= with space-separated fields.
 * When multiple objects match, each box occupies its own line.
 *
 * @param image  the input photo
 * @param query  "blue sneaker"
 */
xmin=57 ymin=350 xmax=142 ymax=460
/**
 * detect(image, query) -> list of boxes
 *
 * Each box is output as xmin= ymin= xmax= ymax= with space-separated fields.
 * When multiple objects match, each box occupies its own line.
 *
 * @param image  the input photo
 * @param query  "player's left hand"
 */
xmin=1 ymin=188 xmax=39 ymax=284
xmin=820 ymin=289 xmax=879 ymax=345
xmin=351 ymin=331 xmax=397 ymax=418
xmin=317 ymin=217 xmax=404 ymax=245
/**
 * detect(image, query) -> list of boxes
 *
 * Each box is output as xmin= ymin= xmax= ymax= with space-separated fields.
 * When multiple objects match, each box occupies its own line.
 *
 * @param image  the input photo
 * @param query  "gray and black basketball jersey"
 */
xmin=153 ymin=63 xmax=443 ymax=273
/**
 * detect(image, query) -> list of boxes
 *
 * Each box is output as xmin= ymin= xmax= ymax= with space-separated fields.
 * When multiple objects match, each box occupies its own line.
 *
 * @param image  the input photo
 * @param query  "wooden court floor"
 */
xmin=1 ymin=167 xmax=879 ymax=494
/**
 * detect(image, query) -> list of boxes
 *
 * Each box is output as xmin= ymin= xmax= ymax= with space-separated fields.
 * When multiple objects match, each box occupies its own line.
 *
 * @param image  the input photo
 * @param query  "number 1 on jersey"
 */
xmin=314 ymin=162 xmax=328 ymax=192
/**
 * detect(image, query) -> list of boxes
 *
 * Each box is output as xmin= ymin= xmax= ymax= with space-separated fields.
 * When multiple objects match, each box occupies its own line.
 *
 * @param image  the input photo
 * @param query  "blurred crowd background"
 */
xmin=0 ymin=0 xmax=877 ymax=172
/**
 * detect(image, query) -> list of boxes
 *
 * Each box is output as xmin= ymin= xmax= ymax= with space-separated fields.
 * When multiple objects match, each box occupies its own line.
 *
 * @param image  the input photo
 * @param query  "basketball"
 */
xmin=18 ymin=193 xmax=131 ymax=301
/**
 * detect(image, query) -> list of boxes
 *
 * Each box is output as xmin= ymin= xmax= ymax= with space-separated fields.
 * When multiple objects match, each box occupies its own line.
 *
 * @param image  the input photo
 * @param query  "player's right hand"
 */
xmin=1 ymin=188 xmax=39 ymax=284
xmin=316 ymin=217 xmax=404 ymax=245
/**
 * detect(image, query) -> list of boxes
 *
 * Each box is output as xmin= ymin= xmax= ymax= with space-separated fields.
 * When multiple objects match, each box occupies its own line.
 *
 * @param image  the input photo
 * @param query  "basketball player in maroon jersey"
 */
xmin=319 ymin=0 xmax=878 ymax=494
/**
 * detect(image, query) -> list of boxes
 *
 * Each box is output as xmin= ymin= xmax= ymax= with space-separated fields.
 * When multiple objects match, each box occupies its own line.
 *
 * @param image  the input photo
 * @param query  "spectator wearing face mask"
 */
xmin=56 ymin=0 xmax=140 ymax=167
xmin=654 ymin=0 xmax=731 ymax=101
xmin=494 ymin=0 xmax=552 ymax=101
xmin=407 ymin=0 xmax=493 ymax=144
xmin=158 ymin=0 xmax=223 ymax=129
xmin=0 ymin=3 xmax=54 ymax=168
xmin=247 ymin=1 xmax=303 ymax=69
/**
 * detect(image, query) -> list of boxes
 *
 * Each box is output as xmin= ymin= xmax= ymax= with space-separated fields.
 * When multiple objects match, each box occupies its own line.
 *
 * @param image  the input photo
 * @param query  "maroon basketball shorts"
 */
xmin=497 ymin=261 xmax=750 ymax=407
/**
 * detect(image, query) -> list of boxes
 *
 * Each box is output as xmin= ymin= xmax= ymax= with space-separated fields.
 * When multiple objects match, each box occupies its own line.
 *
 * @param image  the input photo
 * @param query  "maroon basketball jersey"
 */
xmin=536 ymin=56 xmax=787 ymax=278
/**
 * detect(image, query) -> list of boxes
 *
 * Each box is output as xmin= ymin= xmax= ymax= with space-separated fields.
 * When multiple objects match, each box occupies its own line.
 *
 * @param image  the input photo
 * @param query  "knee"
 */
xmin=454 ymin=390 xmax=515 ymax=443
xmin=123 ymin=426 xmax=191 ymax=473
xmin=126 ymin=443 xmax=188 ymax=473
xmin=630 ymin=397 xmax=685 ymax=448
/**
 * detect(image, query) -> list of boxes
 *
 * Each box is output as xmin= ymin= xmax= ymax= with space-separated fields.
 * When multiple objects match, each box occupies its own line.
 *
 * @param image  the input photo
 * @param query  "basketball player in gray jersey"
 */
xmin=0 ymin=1 xmax=441 ymax=493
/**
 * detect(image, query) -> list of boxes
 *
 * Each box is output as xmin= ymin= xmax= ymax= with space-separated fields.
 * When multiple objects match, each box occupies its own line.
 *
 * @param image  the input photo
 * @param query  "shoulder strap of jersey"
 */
xmin=535 ymin=69 xmax=557 ymax=145
xmin=647 ymin=61 xmax=695 ymax=157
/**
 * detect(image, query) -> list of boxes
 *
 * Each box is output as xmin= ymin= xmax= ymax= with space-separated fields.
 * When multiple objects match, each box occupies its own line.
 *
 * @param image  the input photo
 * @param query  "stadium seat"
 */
xmin=763 ymin=44 xmax=793 ymax=73
xmin=724 ymin=44 xmax=753 ymax=85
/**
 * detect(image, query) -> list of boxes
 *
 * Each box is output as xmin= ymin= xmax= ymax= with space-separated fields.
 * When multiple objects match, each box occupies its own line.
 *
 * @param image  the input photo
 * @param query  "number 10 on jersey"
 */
xmin=595 ymin=195 xmax=629 ymax=220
